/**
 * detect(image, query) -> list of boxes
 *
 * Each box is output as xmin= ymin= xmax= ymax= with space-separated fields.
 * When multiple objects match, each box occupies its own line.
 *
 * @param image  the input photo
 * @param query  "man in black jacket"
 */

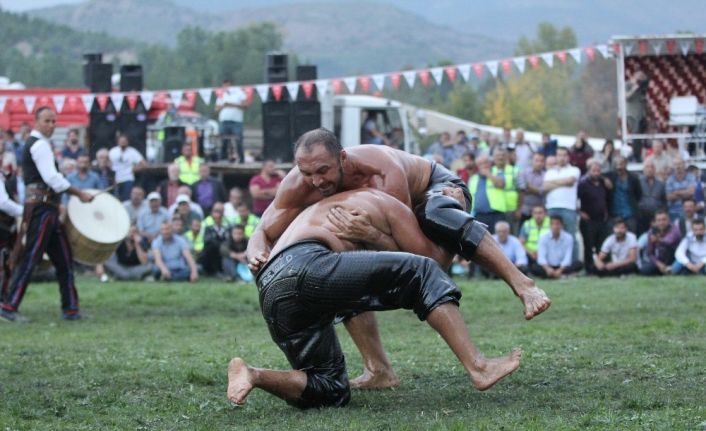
xmin=608 ymin=156 xmax=642 ymax=233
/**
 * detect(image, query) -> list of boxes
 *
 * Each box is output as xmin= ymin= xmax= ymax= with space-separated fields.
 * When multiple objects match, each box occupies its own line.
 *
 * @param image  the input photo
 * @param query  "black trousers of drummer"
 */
xmin=1 ymin=203 xmax=79 ymax=315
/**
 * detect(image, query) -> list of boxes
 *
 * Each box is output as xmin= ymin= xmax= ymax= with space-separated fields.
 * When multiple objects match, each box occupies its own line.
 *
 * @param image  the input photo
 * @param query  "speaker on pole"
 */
xmin=265 ymin=52 xmax=289 ymax=83
xmin=119 ymin=65 xmax=143 ymax=92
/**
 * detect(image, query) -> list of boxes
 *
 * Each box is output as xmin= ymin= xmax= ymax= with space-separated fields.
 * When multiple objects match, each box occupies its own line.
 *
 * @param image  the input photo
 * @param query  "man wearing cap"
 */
xmin=137 ymin=192 xmax=170 ymax=244
xmin=174 ymin=194 xmax=202 ymax=235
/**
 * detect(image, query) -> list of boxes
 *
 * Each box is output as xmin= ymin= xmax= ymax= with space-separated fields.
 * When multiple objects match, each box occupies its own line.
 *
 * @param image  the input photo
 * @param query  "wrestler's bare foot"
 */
xmin=227 ymin=358 xmax=254 ymax=405
xmin=469 ymin=349 xmax=522 ymax=391
xmin=518 ymin=284 xmax=551 ymax=320
xmin=350 ymin=367 xmax=400 ymax=389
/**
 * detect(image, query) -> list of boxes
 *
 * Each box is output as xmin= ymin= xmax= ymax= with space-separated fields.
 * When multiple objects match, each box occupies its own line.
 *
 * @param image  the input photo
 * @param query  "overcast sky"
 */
xmin=1 ymin=0 xmax=82 ymax=10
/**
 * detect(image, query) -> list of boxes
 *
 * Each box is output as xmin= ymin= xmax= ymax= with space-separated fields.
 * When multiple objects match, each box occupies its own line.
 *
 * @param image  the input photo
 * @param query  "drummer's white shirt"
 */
xmin=109 ymin=146 xmax=144 ymax=184
xmin=0 ymin=178 xmax=23 ymax=218
xmin=29 ymin=130 xmax=71 ymax=193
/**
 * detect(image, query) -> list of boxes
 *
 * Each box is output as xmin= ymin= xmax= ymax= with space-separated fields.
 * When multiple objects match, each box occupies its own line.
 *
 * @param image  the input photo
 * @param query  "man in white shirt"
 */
xmin=493 ymin=221 xmax=528 ymax=273
xmin=215 ymin=79 xmax=247 ymax=163
xmin=109 ymin=133 xmax=145 ymax=201
xmin=672 ymin=218 xmax=706 ymax=275
xmin=593 ymin=218 xmax=638 ymax=277
xmin=543 ymin=147 xmax=580 ymax=259
xmin=1 ymin=107 xmax=93 ymax=322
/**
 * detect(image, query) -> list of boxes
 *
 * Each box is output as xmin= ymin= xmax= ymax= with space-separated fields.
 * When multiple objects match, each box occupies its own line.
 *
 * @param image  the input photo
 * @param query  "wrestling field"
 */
xmin=0 ymin=276 xmax=703 ymax=430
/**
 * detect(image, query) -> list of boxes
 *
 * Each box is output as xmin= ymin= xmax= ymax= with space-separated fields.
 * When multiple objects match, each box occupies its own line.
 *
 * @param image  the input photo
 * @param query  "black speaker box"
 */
xmin=292 ymin=100 xmax=321 ymax=142
xmin=296 ymin=65 xmax=317 ymax=81
xmin=266 ymin=52 xmax=288 ymax=83
xmin=120 ymin=65 xmax=143 ymax=92
xmin=84 ymin=63 xmax=113 ymax=93
xmin=88 ymin=101 xmax=118 ymax=159
xmin=262 ymin=101 xmax=292 ymax=162
xmin=119 ymin=99 xmax=147 ymax=157
xmin=163 ymin=126 xmax=186 ymax=163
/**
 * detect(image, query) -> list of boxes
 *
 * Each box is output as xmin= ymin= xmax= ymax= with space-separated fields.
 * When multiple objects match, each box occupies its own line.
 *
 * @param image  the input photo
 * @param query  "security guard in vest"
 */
xmin=174 ymin=142 xmax=203 ymax=186
xmin=491 ymin=148 xmax=520 ymax=233
xmin=1 ymin=107 xmax=94 ymax=322
xmin=468 ymin=154 xmax=506 ymax=234
xmin=519 ymin=205 xmax=551 ymax=264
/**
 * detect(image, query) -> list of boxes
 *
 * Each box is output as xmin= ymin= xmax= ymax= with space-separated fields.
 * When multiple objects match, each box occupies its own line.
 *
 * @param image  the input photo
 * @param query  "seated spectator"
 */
xmin=677 ymin=198 xmax=699 ymax=237
xmin=170 ymin=216 xmax=184 ymax=237
xmin=637 ymin=159 xmax=666 ymax=235
xmin=61 ymin=158 xmax=77 ymax=177
xmin=104 ymin=225 xmax=152 ymax=280
xmin=191 ymin=164 xmax=226 ymax=215
xmin=517 ymin=153 xmax=545 ymax=225
xmin=227 ymin=202 xmax=260 ymax=238
xmin=123 ymin=186 xmax=147 ymax=225
xmin=531 ymin=216 xmax=583 ymax=279
xmin=492 ymin=221 xmax=528 ymax=273
xmin=593 ymin=218 xmax=638 ymax=277
xmin=152 ymin=221 xmax=198 ymax=282
xmin=569 ymin=131 xmax=594 ymax=175
xmin=61 ymin=128 xmax=85 ymax=160
xmin=137 ymin=192 xmax=170 ymax=244
xmin=519 ymin=205 xmax=550 ymax=264
xmin=665 ymin=158 xmax=696 ymax=221
xmin=643 ymin=139 xmax=672 ymax=181
xmin=201 ymin=202 xmax=230 ymax=275
xmin=361 ymin=111 xmax=388 ymax=145
xmin=607 ymin=156 xmax=641 ymax=233
xmin=109 ymin=134 xmax=146 ymax=202
xmin=249 ymin=160 xmax=282 ymax=217
xmin=173 ymin=194 xmax=202 ymax=235
xmin=220 ymin=224 xmax=253 ymax=282
xmin=455 ymin=152 xmax=476 ymax=184
xmin=578 ymin=159 xmax=610 ymax=274
xmin=672 ymin=218 xmax=706 ymax=275
xmin=157 ymin=163 xmax=184 ymax=208
xmin=92 ymin=148 xmax=114 ymax=190
xmin=167 ymin=186 xmax=204 ymax=218
xmin=224 ymin=187 xmax=245 ymax=221
xmin=387 ymin=127 xmax=404 ymax=150
xmin=639 ymin=210 xmax=681 ymax=276
xmin=687 ymin=165 xmax=705 ymax=214
xmin=184 ymin=218 xmax=205 ymax=261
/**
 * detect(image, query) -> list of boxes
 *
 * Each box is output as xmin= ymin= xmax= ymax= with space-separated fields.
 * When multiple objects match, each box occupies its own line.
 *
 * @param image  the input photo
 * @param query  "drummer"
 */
xmin=0 ymin=107 xmax=94 ymax=323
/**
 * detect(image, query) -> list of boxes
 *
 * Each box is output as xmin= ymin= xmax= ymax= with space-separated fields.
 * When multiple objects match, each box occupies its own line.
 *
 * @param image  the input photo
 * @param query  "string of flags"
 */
xmin=1 ymin=36 xmax=704 ymax=115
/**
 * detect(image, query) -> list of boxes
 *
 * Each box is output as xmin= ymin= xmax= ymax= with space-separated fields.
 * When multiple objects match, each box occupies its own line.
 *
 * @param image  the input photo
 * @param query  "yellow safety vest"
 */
xmin=492 ymin=165 xmax=518 ymax=211
xmin=521 ymin=217 xmax=550 ymax=253
xmin=185 ymin=229 xmax=204 ymax=253
xmin=226 ymin=213 xmax=261 ymax=238
xmin=468 ymin=174 xmax=506 ymax=214
xmin=175 ymin=156 xmax=202 ymax=185
xmin=202 ymin=215 xmax=229 ymax=230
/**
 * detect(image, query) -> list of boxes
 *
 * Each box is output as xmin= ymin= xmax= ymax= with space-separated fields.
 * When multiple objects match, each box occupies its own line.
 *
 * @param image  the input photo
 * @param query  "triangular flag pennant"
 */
xmin=315 ymin=79 xmax=329 ymax=97
xmin=110 ymin=93 xmax=124 ymax=110
xmin=680 ymin=40 xmax=691 ymax=56
xmin=140 ymin=91 xmax=154 ymax=109
xmin=696 ymin=39 xmax=705 ymax=54
xmin=473 ymin=63 xmax=485 ymax=78
xmin=390 ymin=73 xmax=402 ymax=89
xmin=343 ymin=77 xmax=357 ymax=93
xmin=419 ymin=70 xmax=431 ymax=86
xmin=501 ymin=60 xmax=512 ymax=74
xmin=332 ymin=80 xmax=343 ymax=94
xmin=611 ymin=42 xmax=621 ymax=54
xmin=402 ymin=70 xmax=416 ymax=88
xmin=584 ymin=47 xmax=596 ymax=61
xmin=513 ymin=57 xmax=526 ymax=73
xmin=198 ymin=88 xmax=212 ymax=104
xmin=358 ymin=76 xmax=371 ymax=93
xmin=126 ymin=93 xmax=139 ymax=110
xmin=372 ymin=74 xmax=386 ymax=91
xmin=666 ymin=40 xmax=676 ymax=55
xmin=242 ymin=86 xmax=254 ymax=104
xmin=286 ymin=82 xmax=300 ymax=100
xmin=96 ymin=95 xmax=109 ymax=112
xmin=271 ymin=85 xmax=284 ymax=102
xmin=529 ymin=55 xmax=541 ymax=69
xmin=557 ymin=51 xmax=568 ymax=64
xmin=486 ymin=61 xmax=499 ymax=78
xmin=651 ymin=40 xmax=664 ymax=55
xmin=429 ymin=67 xmax=444 ymax=85
xmin=301 ymin=81 xmax=315 ymax=99
xmin=595 ymin=45 xmax=608 ymax=59
xmin=52 ymin=95 xmax=66 ymax=113
xmin=255 ymin=84 xmax=269 ymax=102
xmin=624 ymin=42 xmax=634 ymax=56
xmin=444 ymin=66 xmax=457 ymax=83
xmin=23 ymin=95 xmax=36 ymax=113
xmin=169 ymin=90 xmax=183 ymax=105
xmin=638 ymin=40 xmax=649 ymax=55
xmin=0 ymin=96 xmax=7 ymax=113
xmin=81 ymin=94 xmax=95 ymax=112
xmin=541 ymin=53 xmax=554 ymax=67
xmin=569 ymin=48 xmax=582 ymax=63
xmin=457 ymin=64 xmax=470 ymax=82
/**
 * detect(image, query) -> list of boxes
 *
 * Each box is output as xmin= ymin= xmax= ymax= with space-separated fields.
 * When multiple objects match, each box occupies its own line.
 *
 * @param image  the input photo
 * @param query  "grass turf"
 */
xmin=0 ymin=275 xmax=704 ymax=430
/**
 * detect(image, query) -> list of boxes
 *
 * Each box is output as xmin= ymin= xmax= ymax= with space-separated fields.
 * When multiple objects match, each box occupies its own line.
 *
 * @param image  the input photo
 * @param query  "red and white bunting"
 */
xmin=638 ymin=40 xmax=649 ymax=56
xmin=140 ymin=91 xmax=154 ymax=109
xmin=666 ymin=40 xmax=676 ymax=55
xmin=513 ymin=57 xmax=526 ymax=74
xmin=372 ymin=74 xmax=386 ymax=91
xmin=584 ymin=47 xmax=596 ymax=61
xmin=402 ymin=70 xmax=416 ymax=87
xmin=457 ymin=64 xmax=470 ymax=82
xmin=126 ymin=93 xmax=139 ymax=110
xmin=557 ymin=51 xmax=568 ymax=64
xmin=651 ymin=40 xmax=664 ymax=56
xmin=286 ymin=82 xmax=300 ymax=100
xmin=624 ymin=42 xmax=635 ymax=56
xmin=501 ymin=60 xmax=512 ymax=74
xmin=696 ymin=39 xmax=705 ymax=54
xmin=430 ymin=67 xmax=444 ymax=85
xmin=596 ymin=44 xmax=608 ymax=58
xmin=255 ymin=84 xmax=269 ymax=102
xmin=343 ymin=77 xmax=357 ymax=93
xmin=96 ymin=94 xmax=109 ymax=111
xmin=53 ymin=94 xmax=66 ymax=113
xmin=0 ymin=96 xmax=7 ymax=113
xmin=80 ymin=94 xmax=94 ymax=112
xmin=528 ymin=55 xmax=541 ymax=69
xmin=390 ymin=73 xmax=402 ymax=89
xmin=568 ymin=48 xmax=582 ymax=63
xmin=169 ymin=90 xmax=183 ymax=104
xmin=198 ymin=88 xmax=212 ymax=104
xmin=110 ymin=93 xmax=124 ymax=110
xmin=486 ymin=61 xmax=499 ymax=78
xmin=315 ymin=79 xmax=329 ymax=97
xmin=540 ymin=52 xmax=554 ymax=67
xmin=680 ymin=40 xmax=691 ymax=56
xmin=473 ymin=63 xmax=485 ymax=78
xmin=358 ymin=76 xmax=371 ymax=93
xmin=301 ymin=81 xmax=315 ymax=98
xmin=332 ymin=79 xmax=344 ymax=94
xmin=419 ymin=69 xmax=431 ymax=87
xmin=271 ymin=84 xmax=284 ymax=102
xmin=23 ymin=95 xmax=36 ymax=113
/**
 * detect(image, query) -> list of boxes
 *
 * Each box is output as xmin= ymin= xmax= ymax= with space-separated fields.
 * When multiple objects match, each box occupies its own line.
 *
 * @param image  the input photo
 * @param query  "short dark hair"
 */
xmin=556 ymin=146 xmax=569 ymax=155
xmin=232 ymin=224 xmax=245 ymax=232
xmin=550 ymin=215 xmax=563 ymax=225
xmin=293 ymin=128 xmax=342 ymax=159
xmin=683 ymin=197 xmax=696 ymax=205
xmin=654 ymin=209 xmax=669 ymax=219
xmin=612 ymin=217 xmax=627 ymax=228
xmin=35 ymin=106 xmax=53 ymax=120
xmin=693 ymin=218 xmax=705 ymax=227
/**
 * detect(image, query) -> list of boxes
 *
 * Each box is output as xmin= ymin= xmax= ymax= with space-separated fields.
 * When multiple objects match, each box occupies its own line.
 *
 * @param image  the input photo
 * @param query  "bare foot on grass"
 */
xmin=227 ymin=358 xmax=254 ymax=405
xmin=519 ymin=285 xmax=551 ymax=320
xmin=469 ymin=349 xmax=522 ymax=391
xmin=350 ymin=367 xmax=400 ymax=389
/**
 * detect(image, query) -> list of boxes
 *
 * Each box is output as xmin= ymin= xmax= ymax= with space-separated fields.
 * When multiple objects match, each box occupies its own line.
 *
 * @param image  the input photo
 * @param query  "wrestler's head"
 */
xmin=294 ymin=128 xmax=345 ymax=197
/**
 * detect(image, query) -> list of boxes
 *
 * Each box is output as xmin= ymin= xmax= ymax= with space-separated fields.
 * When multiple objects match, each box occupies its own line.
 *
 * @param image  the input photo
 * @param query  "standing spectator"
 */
xmin=109 ymin=134 xmax=145 ymax=202
xmin=220 ymin=224 xmax=252 ymax=282
xmin=424 ymin=132 xmax=467 ymax=168
xmin=468 ymin=154 xmax=506 ymax=234
xmin=492 ymin=149 xmax=519 ymax=232
xmin=543 ymin=147 xmax=580 ymax=259
xmin=455 ymin=152 xmax=476 ymax=184
xmin=67 ymin=155 xmax=101 ymax=191
xmin=191 ymin=164 xmax=226 ymax=215
xmin=594 ymin=140 xmax=616 ymax=174
xmin=174 ymin=142 xmax=203 ymax=186
xmin=201 ymin=202 xmax=230 ymax=275
xmin=672 ymin=219 xmax=706 ymax=275
xmin=532 ymin=216 xmax=583 ymax=278
xmin=637 ymin=159 xmax=666 ymax=235
xmin=578 ymin=160 xmax=611 ymax=274
xmin=249 ymin=160 xmax=282 ymax=217
xmin=157 ymin=163 xmax=184 ymax=208
xmin=151 ymin=221 xmax=198 ymax=282
xmin=676 ymin=198 xmax=699 ymax=237
xmin=500 ymin=127 xmax=512 ymax=148
xmin=519 ymin=205 xmax=550 ymax=265
xmin=12 ymin=123 xmax=30 ymax=165
xmin=536 ymin=133 xmax=558 ymax=157
xmin=687 ymin=165 xmax=705 ymax=213
xmin=230 ymin=202 xmax=260 ymax=238
xmin=137 ymin=192 xmax=170 ymax=244
xmin=511 ymin=129 xmax=535 ymax=172
xmin=477 ymin=131 xmax=491 ymax=155
xmin=92 ymin=148 xmax=114 ymax=189
xmin=639 ymin=210 xmax=681 ymax=276
xmin=593 ymin=218 xmax=638 ymax=277
xmin=607 ymin=156 xmax=641 ymax=232
xmin=216 ymin=79 xmax=247 ymax=162
xmin=173 ymin=194 xmax=202 ymax=234
xmin=492 ymin=221 xmax=528 ymax=273
xmin=665 ymin=158 xmax=697 ymax=221
xmin=167 ymin=186 xmax=204 ymax=219
xmin=644 ymin=140 xmax=672 ymax=181
xmin=569 ymin=131 xmax=594 ymax=175
xmin=517 ymin=153 xmax=545 ymax=225
xmin=1 ymin=129 xmax=18 ymax=174
xmin=224 ymin=187 xmax=245 ymax=221
xmin=123 ymin=186 xmax=147 ymax=225
xmin=104 ymin=225 xmax=153 ymax=281
xmin=61 ymin=128 xmax=85 ymax=160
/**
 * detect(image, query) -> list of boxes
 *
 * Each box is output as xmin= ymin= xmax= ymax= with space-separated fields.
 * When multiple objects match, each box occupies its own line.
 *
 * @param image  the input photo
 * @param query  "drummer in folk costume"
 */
xmin=0 ymin=173 xmax=23 ymax=298
xmin=0 ymin=107 xmax=93 ymax=322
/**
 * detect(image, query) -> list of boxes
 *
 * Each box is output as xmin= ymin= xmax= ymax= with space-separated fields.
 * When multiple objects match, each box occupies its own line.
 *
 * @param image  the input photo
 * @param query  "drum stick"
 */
xmin=93 ymin=184 xmax=117 ymax=196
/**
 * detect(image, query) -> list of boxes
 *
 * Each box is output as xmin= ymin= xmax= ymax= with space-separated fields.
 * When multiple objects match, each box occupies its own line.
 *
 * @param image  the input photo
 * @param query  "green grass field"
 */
xmin=0 ymin=275 xmax=704 ymax=430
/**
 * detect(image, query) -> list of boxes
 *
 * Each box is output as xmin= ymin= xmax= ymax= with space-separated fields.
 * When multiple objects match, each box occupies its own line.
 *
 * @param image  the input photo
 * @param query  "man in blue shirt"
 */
xmin=151 ymin=221 xmax=198 ymax=282
xmin=665 ymin=158 xmax=697 ymax=221
xmin=532 ymin=215 xmax=583 ymax=278
xmin=493 ymin=221 xmax=528 ymax=274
